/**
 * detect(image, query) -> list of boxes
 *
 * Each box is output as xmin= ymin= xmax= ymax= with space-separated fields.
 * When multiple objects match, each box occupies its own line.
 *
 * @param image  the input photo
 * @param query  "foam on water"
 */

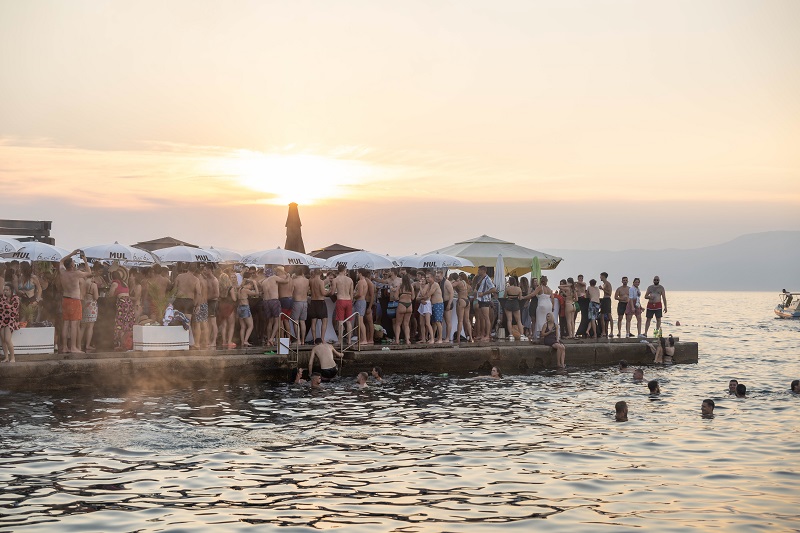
xmin=0 ymin=292 xmax=798 ymax=531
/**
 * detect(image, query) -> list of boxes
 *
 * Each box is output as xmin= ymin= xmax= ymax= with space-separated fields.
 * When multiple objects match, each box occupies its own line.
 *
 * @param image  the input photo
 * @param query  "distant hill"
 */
xmin=549 ymin=231 xmax=800 ymax=291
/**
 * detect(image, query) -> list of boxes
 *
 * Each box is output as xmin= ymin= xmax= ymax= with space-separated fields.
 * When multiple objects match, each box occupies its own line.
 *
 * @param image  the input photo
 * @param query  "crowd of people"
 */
xmin=1 ymin=251 xmax=672 ymax=365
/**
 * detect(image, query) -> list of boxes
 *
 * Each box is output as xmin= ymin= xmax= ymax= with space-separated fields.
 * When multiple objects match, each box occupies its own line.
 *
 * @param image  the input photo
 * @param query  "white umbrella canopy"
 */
xmin=0 ymin=238 xmax=21 ymax=254
xmin=494 ymin=254 xmax=506 ymax=297
xmin=325 ymin=251 xmax=398 ymax=270
xmin=400 ymin=253 xmax=474 ymax=269
xmin=1 ymin=242 xmax=66 ymax=262
xmin=207 ymin=246 xmax=242 ymax=264
xmin=429 ymin=235 xmax=562 ymax=276
xmin=153 ymin=245 xmax=218 ymax=264
xmin=80 ymin=242 xmax=157 ymax=263
xmin=240 ymin=247 xmax=321 ymax=267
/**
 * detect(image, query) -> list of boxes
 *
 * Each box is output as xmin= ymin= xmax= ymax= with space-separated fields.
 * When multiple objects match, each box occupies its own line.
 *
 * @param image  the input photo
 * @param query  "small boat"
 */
xmin=775 ymin=291 xmax=800 ymax=319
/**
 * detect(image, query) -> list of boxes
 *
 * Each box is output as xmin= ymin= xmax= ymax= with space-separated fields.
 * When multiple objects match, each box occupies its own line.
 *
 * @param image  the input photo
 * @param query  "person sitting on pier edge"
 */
xmin=615 ymin=401 xmax=628 ymax=422
xmin=648 ymin=380 xmax=661 ymax=394
xmin=308 ymin=338 xmax=342 ymax=381
xmin=702 ymin=399 xmax=715 ymax=418
xmin=735 ymin=383 xmax=747 ymax=398
xmin=791 ymin=380 xmax=800 ymax=394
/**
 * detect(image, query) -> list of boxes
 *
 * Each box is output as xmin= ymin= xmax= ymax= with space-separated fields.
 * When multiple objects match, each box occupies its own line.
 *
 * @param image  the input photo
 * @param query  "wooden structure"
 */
xmin=131 ymin=236 xmax=197 ymax=252
xmin=0 ymin=219 xmax=54 ymax=244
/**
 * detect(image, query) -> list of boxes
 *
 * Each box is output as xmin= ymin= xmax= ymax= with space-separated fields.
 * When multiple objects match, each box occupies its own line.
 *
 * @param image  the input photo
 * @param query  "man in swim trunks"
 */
xmin=291 ymin=267 xmax=310 ymax=345
xmin=599 ymin=272 xmax=613 ymax=337
xmin=644 ymin=276 xmax=667 ymax=337
xmin=277 ymin=268 xmax=294 ymax=341
xmin=363 ymin=270 xmax=375 ymax=345
xmin=627 ymin=277 xmax=643 ymax=337
xmin=308 ymin=268 xmax=329 ymax=342
xmin=354 ymin=269 xmax=369 ymax=345
xmin=427 ymin=271 xmax=445 ymax=343
xmin=614 ymin=276 xmax=630 ymax=338
xmin=59 ymin=249 xmax=91 ymax=354
xmin=173 ymin=263 xmax=201 ymax=324
xmin=439 ymin=270 xmax=454 ymax=343
xmin=308 ymin=338 xmax=343 ymax=381
xmin=332 ymin=265 xmax=354 ymax=344
xmin=261 ymin=266 xmax=290 ymax=346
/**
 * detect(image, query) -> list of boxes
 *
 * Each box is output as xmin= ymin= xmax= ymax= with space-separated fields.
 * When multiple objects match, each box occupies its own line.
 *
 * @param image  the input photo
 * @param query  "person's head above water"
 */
xmin=490 ymin=366 xmax=503 ymax=379
xmin=357 ymin=372 xmax=368 ymax=386
xmin=633 ymin=368 xmax=644 ymax=380
xmin=702 ymin=399 xmax=715 ymax=416
xmin=615 ymin=401 xmax=628 ymax=422
xmin=735 ymin=383 xmax=746 ymax=397
xmin=310 ymin=373 xmax=322 ymax=388
xmin=728 ymin=379 xmax=738 ymax=394
xmin=648 ymin=380 xmax=660 ymax=394
xmin=791 ymin=380 xmax=800 ymax=393
xmin=372 ymin=366 xmax=383 ymax=380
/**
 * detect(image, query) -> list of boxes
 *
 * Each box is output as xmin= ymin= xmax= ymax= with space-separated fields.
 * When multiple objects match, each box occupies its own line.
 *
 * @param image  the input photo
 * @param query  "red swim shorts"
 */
xmin=334 ymin=299 xmax=353 ymax=321
xmin=62 ymin=297 xmax=83 ymax=321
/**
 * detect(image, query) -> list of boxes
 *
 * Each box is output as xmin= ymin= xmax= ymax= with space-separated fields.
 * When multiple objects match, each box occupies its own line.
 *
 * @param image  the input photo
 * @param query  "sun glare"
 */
xmin=225 ymin=150 xmax=371 ymax=205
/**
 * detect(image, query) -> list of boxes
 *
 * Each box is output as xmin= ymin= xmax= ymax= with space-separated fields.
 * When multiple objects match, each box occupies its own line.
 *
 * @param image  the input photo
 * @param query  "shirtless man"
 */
xmin=278 ymin=268 xmax=294 ymax=341
xmin=586 ymin=279 xmax=601 ymax=339
xmin=363 ymin=270 xmax=375 ymax=345
xmin=203 ymin=265 xmax=220 ymax=348
xmin=237 ymin=273 xmax=258 ymax=347
xmin=473 ymin=266 xmax=496 ymax=341
xmin=332 ymin=265 xmax=354 ymax=344
xmin=452 ymin=273 xmax=471 ymax=342
xmin=614 ymin=276 xmax=630 ymax=339
xmin=599 ymin=272 xmax=613 ymax=338
xmin=308 ymin=338 xmax=343 ymax=381
xmin=173 ymin=263 xmax=201 ymax=325
xmin=644 ymin=276 xmax=667 ymax=337
xmin=427 ymin=271 xmax=444 ymax=343
xmin=192 ymin=265 xmax=209 ymax=349
xmin=439 ymin=271 xmax=454 ymax=343
xmin=384 ymin=268 xmax=402 ymax=338
xmin=575 ymin=274 xmax=589 ymax=337
xmin=291 ymin=267 xmax=310 ymax=345
xmin=261 ymin=266 xmax=290 ymax=346
xmin=59 ymin=250 xmax=92 ymax=354
xmin=308 ymin=268 xmax=328 ymax=342
xmin=353 ymin=269 xmax=369 ymax=345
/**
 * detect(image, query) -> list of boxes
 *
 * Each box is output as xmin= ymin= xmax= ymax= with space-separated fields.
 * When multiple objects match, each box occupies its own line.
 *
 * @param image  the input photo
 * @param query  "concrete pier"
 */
xmin=0 ymin=338 xmax=697 ymax=392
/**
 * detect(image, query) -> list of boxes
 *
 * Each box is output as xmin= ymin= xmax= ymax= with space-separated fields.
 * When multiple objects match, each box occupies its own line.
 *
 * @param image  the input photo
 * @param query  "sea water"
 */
xmin=1 ymin=292 xmax=798 ymax=531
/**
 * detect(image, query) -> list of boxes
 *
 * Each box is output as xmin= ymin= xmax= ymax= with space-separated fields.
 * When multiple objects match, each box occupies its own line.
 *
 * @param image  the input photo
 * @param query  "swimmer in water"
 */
xmin=702 ymin=399 xmax=715 ymax=418
xmin=615 ymin=401 xmax=628 ymax=422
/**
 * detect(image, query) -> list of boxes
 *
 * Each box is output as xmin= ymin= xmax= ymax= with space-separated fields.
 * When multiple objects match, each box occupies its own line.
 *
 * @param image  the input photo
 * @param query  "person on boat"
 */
xmin=781 ymin=289 xmax=793 ymax=308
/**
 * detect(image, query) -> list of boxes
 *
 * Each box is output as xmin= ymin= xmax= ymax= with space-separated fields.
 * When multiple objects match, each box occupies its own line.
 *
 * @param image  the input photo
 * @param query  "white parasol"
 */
xmin=207 ymin=246 xmax=243 ymax=264
xmin=0 ymin=238 xmax=20 ymax=254
xmin=400 ymin=253 xmax=474 ymax=269
xmin=80 ymin=242 xmax=157 ymax=263
xmin=153 ymin=245 xmax=218 ymax=264
xmin=429 ymin=235 xmax=562 ymax=276
xmin=1 ymin=242 xmax=67 ymax=262
xmin=240 ymin=247 xmax=321 ymax=267
xmin=325 ymin=251 xmax=398 ymax=270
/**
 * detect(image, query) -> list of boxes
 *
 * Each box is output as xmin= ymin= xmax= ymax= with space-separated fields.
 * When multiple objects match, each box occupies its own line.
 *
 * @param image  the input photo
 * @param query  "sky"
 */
xmin=1 ymin=0 xmax=798 ymax=256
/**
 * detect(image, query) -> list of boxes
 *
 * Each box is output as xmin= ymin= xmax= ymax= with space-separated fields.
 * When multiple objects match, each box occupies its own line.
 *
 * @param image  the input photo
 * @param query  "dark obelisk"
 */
xmin=284 ymin=202 xmax=305 ymax=253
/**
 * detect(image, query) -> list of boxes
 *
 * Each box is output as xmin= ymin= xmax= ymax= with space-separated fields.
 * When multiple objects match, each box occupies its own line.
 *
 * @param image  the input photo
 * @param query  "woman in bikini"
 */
xmin=450 ymin=273 xmax=469 ymax=343
xmin=394 ymin=274 xmax=415 ymax=345
xmin=504 ymin=276 xmax=523 ymax=341
xmin=16 ymin=262 xmax=42 ymax=318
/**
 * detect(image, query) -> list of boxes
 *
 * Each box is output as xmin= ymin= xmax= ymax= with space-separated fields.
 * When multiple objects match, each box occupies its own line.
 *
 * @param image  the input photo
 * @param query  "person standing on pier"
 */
xmin=332 ymin=265 xmax=354 ymax=344
xmin=1 ymin=283 xmax=20 ymax=363
xmin=575 ymin=274 xmax=589 ymax=337
xmin=614 ymin=277 xmax=630 ymax=338
xmin=600 ymin=272 xmax=613 ymax=338
xmin=627 ymin=278 xmax=643 ymax=337
xmin=59 ymin=250 xmax=92 ymax=354
xmin=644 ymin=276 xmax=667 ymax=337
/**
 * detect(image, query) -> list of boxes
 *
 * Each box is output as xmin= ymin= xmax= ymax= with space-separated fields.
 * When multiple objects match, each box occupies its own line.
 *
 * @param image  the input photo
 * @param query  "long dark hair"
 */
xmin=401 ymin=274 xmax=413 ymax=294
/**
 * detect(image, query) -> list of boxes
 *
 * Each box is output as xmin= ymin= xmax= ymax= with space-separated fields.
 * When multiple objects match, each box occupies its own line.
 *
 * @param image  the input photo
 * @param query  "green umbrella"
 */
xmin=531 ymin=256 xmax=542 ymax=282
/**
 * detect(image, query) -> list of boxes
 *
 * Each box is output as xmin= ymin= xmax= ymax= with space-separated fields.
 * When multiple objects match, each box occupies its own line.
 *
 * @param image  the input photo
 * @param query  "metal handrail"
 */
xmin=339 ymin=312 xmax=362 ymax=354
xmin=279 ymin=312 xmax=301 ymax=367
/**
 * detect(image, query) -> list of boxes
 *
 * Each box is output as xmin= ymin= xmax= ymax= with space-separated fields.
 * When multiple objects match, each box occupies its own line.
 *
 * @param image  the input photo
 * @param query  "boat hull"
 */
xmin=775 ymin=305 xmax=800 ymax=319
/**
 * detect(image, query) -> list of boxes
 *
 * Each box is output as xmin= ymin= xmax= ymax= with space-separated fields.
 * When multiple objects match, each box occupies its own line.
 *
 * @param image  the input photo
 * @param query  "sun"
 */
xmin=225 ymin=150 xmax=371 ymax=205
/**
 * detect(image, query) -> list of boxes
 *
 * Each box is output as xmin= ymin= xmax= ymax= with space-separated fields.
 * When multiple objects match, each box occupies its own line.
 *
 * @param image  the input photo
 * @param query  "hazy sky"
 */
xmin=1 ymin=0 xmax=798 ymax=256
